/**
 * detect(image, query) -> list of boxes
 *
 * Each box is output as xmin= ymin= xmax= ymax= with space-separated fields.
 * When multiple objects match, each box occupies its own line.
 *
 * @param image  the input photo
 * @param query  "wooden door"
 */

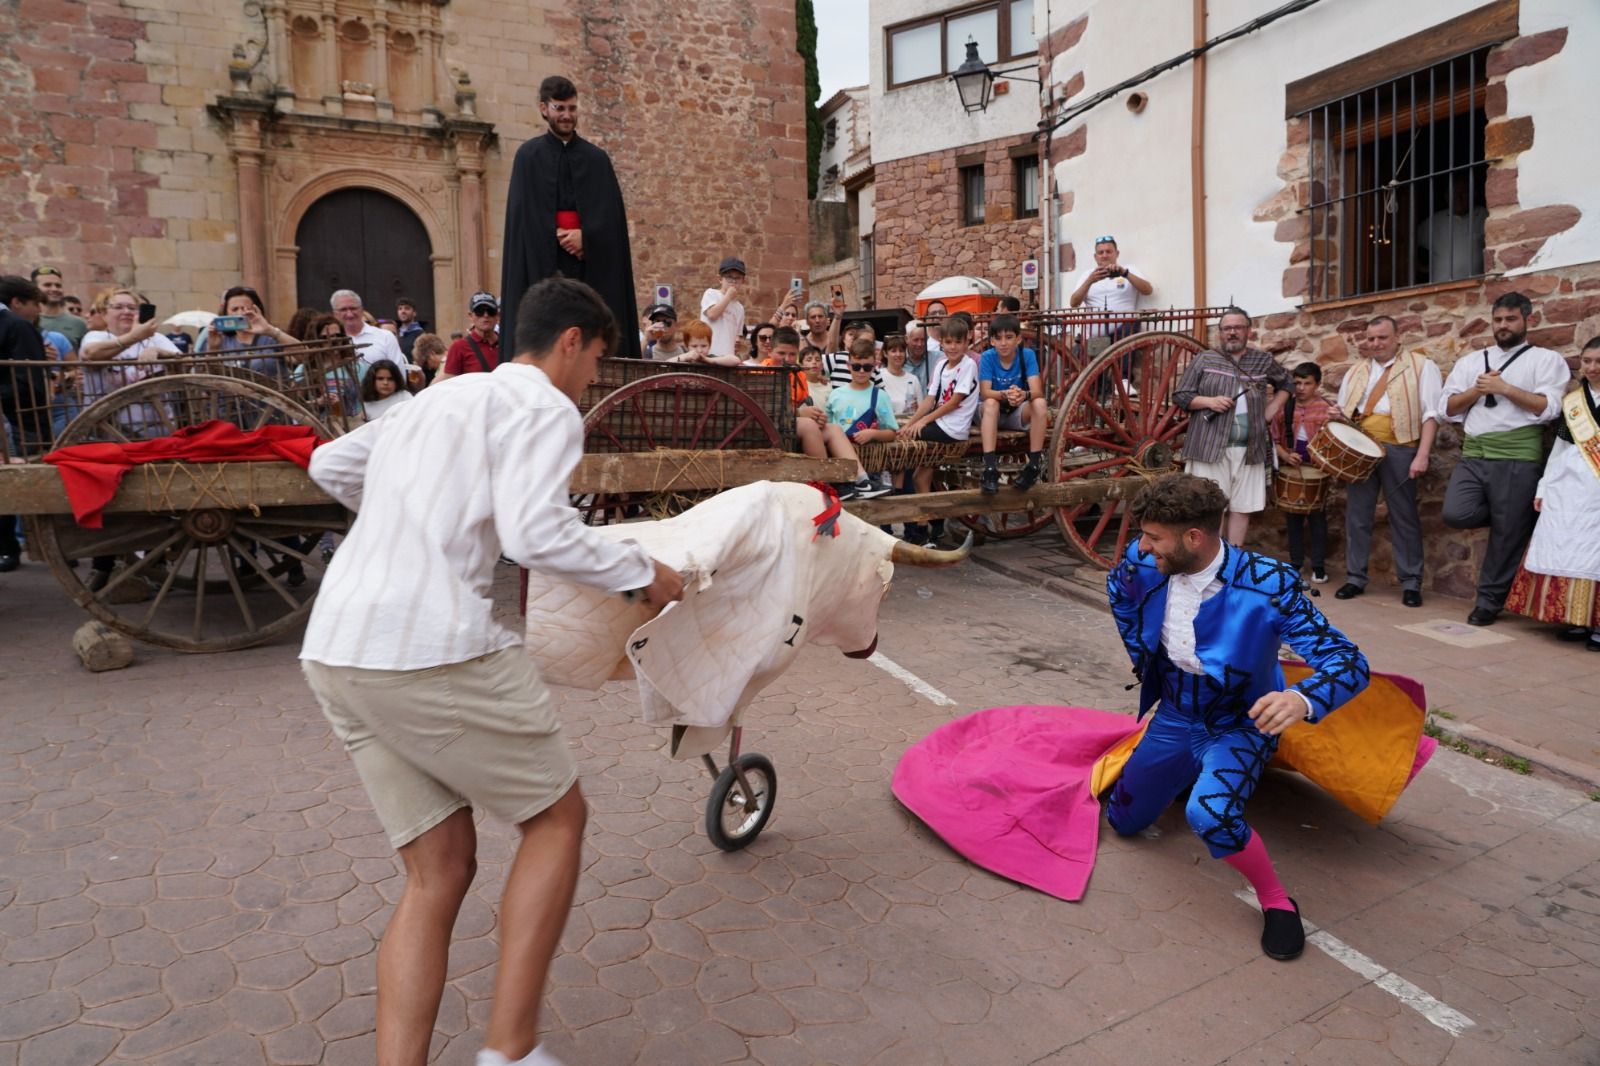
xmin=296 ymin=189 xmax=435 ymax=329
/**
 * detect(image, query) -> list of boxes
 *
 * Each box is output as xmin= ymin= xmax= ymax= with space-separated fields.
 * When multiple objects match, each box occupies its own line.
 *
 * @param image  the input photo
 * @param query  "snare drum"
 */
xmin=1273 ymin=464 xmax=1329 ymax=514
xmin=1308 ymin=421 xmax=1385 ymax=484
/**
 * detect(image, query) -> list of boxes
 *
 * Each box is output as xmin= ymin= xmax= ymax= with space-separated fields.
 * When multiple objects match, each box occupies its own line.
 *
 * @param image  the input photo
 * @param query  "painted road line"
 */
xmin=868 ymin=652 xmax=956 ymax=707
xmin=1233 ymin=890 xmax=1475 ymax=1037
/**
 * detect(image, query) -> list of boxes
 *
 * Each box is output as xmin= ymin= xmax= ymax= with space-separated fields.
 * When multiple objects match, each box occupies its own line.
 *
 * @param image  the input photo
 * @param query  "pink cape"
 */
xmin=891 ymin=705 xmax=1138 ymax=902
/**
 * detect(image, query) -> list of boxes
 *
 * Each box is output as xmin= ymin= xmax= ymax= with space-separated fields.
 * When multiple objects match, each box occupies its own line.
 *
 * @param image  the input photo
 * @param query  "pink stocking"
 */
xmin=1223 ymin=831 xmax=1293 ymax=913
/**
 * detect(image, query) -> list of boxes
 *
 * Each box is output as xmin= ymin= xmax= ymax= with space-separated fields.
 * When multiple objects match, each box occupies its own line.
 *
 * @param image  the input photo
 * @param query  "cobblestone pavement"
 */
xmin=2 ymin=557 xmax=1598 ymax=1064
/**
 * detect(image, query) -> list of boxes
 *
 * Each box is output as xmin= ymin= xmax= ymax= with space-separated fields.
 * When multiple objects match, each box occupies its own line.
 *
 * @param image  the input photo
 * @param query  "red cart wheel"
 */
xmin=943 ymin=460 xmax=1053 ymax=540
xmin=578 ymin=373 xmax=783 ymax=525
xmin=1047 ymin=331 xmax=1201 ymax=568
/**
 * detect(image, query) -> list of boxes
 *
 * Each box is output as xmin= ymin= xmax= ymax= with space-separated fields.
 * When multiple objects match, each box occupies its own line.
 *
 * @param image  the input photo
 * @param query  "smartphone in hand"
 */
xmin=138 ymin=303 xmax=157 ymax=323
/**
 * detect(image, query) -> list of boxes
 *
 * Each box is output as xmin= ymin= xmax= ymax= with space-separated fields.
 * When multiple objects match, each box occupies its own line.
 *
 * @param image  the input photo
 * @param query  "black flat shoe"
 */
xmin=0 ymin=554 xmax=18 ymax=573
xmin=1587 ymin=639 xmax=1600 ymax=653
xmin=1402 ymin=590 xmax=1422 ymax=608
xmin=1334 ymin=583 xmax=1363 ymax=600
xmin=1261 ymin=899 xmax=1305 ymax=961
xmin=1467 ymin=607 xmax=1499 ymax=627
xmin=1556 ymin=626 xmax=1592 ymax=642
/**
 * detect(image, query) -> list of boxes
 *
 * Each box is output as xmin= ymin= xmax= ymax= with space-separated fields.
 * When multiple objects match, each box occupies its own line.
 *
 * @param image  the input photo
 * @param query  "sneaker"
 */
xmin=1013 ymin=462 xmax=1041 ymax=491
xmin=1311 ymin=569 xmax=1329 ymax=584
xmin=980 ymin=467 xmax=1000 ymax=494
xmin=851 ymin=477 xmax=892 ymax=500
xmin=321 ymin=545 xmax=336 ymax=564
xmin=834 ymin=482 xmax=860 ymax=501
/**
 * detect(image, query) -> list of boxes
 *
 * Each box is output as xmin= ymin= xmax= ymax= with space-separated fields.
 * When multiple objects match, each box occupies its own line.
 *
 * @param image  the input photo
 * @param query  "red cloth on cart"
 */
xmin=41 ymin=420 xmax=321 ymax=529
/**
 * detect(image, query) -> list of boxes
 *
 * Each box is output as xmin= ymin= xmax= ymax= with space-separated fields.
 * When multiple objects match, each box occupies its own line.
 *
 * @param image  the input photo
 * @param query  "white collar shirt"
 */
xmin=1161 ymin=544 xmax=1226 ymax=675
xmin=352 ymin=323 xmax=409 ymax=369
xmin=1439 ymin=342 xmax=1568 ymax=435
xmin=1336 ymin=353 xmax=1445 ymax=422
xmin=301 ymin=363 xmax=655 ymax=670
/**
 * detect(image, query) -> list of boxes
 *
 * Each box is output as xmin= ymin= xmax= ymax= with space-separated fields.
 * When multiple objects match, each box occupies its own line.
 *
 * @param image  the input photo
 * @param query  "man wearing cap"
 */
xmin=700 ymin=257 xmax=747 ymax=366
xmin=501 ymin=75 xmax=641 ymax=360
xmin=1070 ymin=237 xmax=1152 ymax=357
xmin=31 ymin=267 xmax=86 ymax=354
xmin=641 ymin=303 xmax=677 ymax=358
xmin=437 ymin=293 xmax=502 ymax=381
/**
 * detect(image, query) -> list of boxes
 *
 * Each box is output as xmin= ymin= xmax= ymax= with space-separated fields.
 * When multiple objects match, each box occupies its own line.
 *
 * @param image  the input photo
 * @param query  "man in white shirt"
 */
xmin=331 ymin=288 xmax=409 ymax=378
xmin=1440 ymin=291 xmax=1570 ymax=626
xmin=699 ymin=255 xmax=747 ymax=365
xmin=301 ymin=278 xmax=682 ymax=1066
xmin=1333 ymin=316 xmax=1444 ymax=608
xmin=1069 ymin=235 xmax=1153 ymax=355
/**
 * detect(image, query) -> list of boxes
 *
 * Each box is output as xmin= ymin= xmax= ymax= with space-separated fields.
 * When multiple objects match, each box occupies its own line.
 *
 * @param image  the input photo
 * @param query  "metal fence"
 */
xmin=0 ymin=338 xmax=364 ymax=463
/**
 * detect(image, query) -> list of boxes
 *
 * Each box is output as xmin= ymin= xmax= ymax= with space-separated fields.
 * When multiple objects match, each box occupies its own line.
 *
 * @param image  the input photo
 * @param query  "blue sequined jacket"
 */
xmin=1107 ymin=541 xmax=1369 ymax=726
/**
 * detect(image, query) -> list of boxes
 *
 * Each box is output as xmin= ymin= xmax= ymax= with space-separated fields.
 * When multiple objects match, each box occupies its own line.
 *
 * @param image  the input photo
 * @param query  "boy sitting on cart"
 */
xmin=977 ymin=313 xmax=1048 ymax=494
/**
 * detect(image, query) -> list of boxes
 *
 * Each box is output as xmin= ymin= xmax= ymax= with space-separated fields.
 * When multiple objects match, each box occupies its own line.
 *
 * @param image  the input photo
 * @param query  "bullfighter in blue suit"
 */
xmin=1107 ymin=473 xmax=1370 ymax=960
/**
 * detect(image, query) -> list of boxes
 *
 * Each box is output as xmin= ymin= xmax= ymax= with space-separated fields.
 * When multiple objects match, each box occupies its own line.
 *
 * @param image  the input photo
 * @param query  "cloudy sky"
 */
xmin=813 ymin=0 xmax=870 ymax=103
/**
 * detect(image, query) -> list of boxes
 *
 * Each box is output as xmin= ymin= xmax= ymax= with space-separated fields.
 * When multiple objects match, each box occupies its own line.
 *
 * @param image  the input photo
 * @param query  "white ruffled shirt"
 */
xmin=1161 ymin=544 xmax=1226 ymax=674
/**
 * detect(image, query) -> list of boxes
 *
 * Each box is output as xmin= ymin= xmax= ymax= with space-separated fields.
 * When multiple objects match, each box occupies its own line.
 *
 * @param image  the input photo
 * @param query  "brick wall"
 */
xmin=872 ymin=134 xmax=1042 ymax=312
xmin=3 ymin=0 xmax=808 ymax=328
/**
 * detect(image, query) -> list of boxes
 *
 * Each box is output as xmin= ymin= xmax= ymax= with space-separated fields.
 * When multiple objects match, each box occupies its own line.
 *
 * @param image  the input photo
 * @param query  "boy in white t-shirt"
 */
xmin=897 ymin=316 xmax=979 ymax=545
xmin=698 ymin=255 xmax=747 ymax=364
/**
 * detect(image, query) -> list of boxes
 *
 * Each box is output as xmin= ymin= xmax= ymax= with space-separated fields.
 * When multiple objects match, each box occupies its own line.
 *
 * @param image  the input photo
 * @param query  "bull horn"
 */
xmin=891 ymin=532 xmax=974 ymax=567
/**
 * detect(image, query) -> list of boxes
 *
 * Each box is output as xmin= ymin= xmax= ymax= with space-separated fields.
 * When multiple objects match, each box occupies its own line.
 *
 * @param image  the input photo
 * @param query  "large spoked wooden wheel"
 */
xmin=30 ymin=374 xmax=349 ymax=652
xmin=577 ymin=373 xmax=782 ymax=525
xmin=1047 ymin=331 xmax=1200 ymax=568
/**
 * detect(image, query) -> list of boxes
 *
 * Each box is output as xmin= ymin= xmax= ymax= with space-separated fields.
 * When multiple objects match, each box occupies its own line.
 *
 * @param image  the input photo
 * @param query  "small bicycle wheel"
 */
xmin=704 ymin=754 xmax=777 ymax=851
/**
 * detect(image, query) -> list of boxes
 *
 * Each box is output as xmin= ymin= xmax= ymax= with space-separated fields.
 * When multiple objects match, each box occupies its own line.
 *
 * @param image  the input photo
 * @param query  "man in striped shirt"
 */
xmin=1175 ymin=307 xmax=1292 ymax=546
xmin=301 ymin=278 xmax=682 ymax=1066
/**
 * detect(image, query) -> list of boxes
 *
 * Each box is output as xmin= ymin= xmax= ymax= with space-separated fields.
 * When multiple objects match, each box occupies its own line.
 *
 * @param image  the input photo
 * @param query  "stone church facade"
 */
xmin=3 ymin=0 xmax=809 ymax=333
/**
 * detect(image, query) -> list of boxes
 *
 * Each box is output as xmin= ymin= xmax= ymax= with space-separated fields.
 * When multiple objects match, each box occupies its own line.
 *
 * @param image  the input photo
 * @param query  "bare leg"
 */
xmin=914 ymin=465 xmax=934 ymax=494
xmin=1226 ymin=510 xmax=1251 ymax=546
xmin=794 ymin=417 xmax=825 ymax=458
xmin=483 ymin=784 xmax=587 ymax=1060
xmin=821 ymin=423 xmax=867 ymax=479
xmin=378 ymin=807 xmax=478 ymax=1066
xmin=979 ymin=397 xmax=999 ymax=452
xmin=1026 ymin=398 xmax=1047 ymax=452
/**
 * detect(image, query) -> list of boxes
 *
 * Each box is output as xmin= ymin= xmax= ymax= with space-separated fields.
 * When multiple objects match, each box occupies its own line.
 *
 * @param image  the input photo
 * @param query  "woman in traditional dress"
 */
xmin=1506 ymin=337 xmax=1600 ymax=650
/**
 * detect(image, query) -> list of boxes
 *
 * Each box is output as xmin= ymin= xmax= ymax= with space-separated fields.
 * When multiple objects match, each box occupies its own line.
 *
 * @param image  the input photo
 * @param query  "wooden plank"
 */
xmin=0 ymin=451 xmax=859 ymax=516
xmin=1284 ymin=0 xmax=1517 ymax=117
xmin=842 ymin=477 xmax=1147 ymax=525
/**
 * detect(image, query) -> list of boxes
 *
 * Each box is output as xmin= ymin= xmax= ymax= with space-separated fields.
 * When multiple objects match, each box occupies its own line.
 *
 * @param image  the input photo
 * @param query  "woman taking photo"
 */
xmin=199 ymin=286 xmax=296 ymax=377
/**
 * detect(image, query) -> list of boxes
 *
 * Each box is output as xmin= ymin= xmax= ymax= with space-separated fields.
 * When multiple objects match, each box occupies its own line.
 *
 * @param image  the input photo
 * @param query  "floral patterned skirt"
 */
xmin=1505 ymin=566 xmax=1599 ymax=629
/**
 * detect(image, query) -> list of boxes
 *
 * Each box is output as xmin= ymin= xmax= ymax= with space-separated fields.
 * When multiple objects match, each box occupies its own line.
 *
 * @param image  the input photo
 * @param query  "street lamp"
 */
xmin=949 ymin=37 xmax=1041 ymax=115
xmin=951 ymin=39 xmax=994 ymax=114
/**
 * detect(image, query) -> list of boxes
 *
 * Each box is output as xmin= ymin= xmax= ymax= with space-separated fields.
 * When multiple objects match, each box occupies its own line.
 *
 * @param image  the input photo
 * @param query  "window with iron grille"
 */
xmin=859 ymin=235 xmax=876 ymax=306
xmin=1013 ymin=155 xmax=1039 ymax=219
xmin=1300 ymin=48 xmax=1489 ymax=303
xmin=824 ymin=118 xmax=838 ymax=150
xmin=960 ymin=164 xmax=985 ymax=226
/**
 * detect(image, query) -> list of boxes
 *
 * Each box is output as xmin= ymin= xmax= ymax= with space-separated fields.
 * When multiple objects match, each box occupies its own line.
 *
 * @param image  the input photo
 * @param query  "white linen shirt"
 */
xmin=300 ymin=363 xmax=654 ymax=670
xmin=351 ymin=323 xmax=409 ymax=373
xmin=1161 ymin=545 xmax=1226 ymax=675
xmin=1438 ymin=343 xmax=1568 ymax=436
xmin=1336 ymin=354 xmax=1444 ymax=422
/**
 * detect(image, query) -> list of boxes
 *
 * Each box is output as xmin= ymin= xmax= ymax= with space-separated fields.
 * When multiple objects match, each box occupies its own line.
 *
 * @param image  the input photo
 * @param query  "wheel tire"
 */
xmin=704 ymin=754 xmax=777 ymax=852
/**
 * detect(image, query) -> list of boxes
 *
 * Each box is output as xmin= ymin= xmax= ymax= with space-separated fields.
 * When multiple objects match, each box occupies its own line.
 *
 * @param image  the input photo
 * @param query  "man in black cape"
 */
xmin=500 ymin=75 xmax=641 ymax=361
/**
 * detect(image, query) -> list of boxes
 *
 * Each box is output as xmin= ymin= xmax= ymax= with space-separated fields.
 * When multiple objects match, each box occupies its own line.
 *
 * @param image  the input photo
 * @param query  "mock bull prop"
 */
xmin=521 ymin=481 xmax=969 ymax=849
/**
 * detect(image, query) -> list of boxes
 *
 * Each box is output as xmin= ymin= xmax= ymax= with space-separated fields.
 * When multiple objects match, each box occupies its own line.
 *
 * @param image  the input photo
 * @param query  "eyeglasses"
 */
xmin=473 ymin=308 xmax=499 ymax=317
xmin=1219 ymin=325 xmax=1249 ymax=333
xmin=756 ymin=334 xmax=773 ymax=343
xmin=849 ymin=362 xmax=875 ymax=372
xmin=106 ymin=302 xmax=139 ymax=311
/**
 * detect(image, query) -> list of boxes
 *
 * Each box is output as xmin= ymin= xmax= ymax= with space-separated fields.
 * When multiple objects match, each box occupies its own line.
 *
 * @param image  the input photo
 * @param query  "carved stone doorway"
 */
xmin=295 ymin=188 xmax=436 ymax=329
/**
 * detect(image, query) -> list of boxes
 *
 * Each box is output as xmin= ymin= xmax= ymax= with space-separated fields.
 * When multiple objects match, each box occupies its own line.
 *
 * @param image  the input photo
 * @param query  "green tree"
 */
xmin=797 ymin=0 xmax=821 ymax=199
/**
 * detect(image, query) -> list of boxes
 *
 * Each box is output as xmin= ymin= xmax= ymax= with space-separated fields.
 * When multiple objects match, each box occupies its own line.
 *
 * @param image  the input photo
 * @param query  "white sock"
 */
xmin=476 ymin=1044 xmax=563 ymax=1066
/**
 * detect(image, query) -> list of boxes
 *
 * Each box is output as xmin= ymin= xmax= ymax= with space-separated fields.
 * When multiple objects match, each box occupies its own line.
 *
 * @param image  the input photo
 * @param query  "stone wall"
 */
xmin=871 ymin=133 xmax=1042 ymax=312
xmin=1242 ymin=260 xmax=1599 ymax=599
xmin=2 ymin=0 xmax=809 ymax=329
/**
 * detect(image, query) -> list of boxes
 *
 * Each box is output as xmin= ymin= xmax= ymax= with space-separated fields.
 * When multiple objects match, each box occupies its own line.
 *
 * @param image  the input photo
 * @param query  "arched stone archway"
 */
xmin=294 ymin=188 xmax=437 ymax=328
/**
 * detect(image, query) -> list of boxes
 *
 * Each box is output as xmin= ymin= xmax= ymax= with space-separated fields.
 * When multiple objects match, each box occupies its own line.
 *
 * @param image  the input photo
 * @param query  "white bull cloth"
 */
xmin=523 ymin=481 xmax=895 ymax=755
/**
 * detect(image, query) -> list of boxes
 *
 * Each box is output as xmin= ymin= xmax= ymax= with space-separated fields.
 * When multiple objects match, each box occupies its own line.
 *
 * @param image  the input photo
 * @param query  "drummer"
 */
xmin=1334 ymin=316 xmax=1443 ymax=609
xmin=1271 ymin=362 xmax=1337 ymax=584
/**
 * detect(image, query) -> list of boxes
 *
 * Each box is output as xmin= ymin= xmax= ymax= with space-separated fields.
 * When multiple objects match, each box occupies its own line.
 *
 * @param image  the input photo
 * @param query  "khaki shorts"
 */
xmin=1186 ymin=447 xmax=1267 ymax=514
xmin=303 ymin=647 xmax=578 ymax=848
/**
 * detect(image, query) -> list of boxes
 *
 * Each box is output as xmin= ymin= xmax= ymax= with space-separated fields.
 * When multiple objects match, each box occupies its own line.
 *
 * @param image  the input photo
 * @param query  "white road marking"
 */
xmin=867 ymin=652 xmax=956 ymax=707
xmin=1232 ymin=890 xmax=1475 ymax=1036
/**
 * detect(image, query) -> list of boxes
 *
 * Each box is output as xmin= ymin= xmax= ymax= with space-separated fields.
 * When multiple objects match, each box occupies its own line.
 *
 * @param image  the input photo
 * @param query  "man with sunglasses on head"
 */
xmin=1070 ymin=235 xmax=1152 ymax=358
xmin=436 ymin=293 xmax=503 ymax=382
